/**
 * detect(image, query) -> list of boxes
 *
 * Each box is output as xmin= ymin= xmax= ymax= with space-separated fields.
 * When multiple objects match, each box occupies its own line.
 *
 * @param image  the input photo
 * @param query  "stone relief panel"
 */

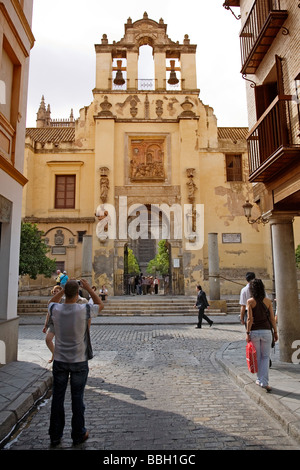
xmin=129 ymin=138 xmax=165 ymax=181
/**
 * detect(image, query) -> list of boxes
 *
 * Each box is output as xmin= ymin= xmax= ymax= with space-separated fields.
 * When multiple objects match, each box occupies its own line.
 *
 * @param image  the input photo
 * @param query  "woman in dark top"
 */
xmin=246 ymin=279 xmax=278 ymax=392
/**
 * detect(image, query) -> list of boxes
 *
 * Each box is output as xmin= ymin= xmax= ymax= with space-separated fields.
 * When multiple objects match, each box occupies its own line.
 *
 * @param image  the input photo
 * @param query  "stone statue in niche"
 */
xmin=186 ymin=168 xmax=197 ymax=202
xmin=130 ymin=139 xmax=165 ymax=181
xmin=54 ymin=229 xmax=64 ymax=245
xmin=100 ymin=176 xmax=109 ymax=203
xmin=100 ymin=167 xmax=109 ymax=203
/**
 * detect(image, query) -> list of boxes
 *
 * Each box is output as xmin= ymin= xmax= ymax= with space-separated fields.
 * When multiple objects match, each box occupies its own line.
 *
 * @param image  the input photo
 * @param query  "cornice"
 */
xmin=0 ymin=154 xmax=28 ymax=186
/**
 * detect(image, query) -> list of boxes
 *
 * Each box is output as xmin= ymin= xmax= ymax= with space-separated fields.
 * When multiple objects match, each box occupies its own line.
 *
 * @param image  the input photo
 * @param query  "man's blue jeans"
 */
xmin=49 ymin=360 xmax=89 ymax=444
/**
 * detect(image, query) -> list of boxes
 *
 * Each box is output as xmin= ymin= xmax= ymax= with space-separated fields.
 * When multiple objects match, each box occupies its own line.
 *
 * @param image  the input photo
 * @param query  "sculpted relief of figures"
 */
xmin=130 ymin=139 xmax=165 ymax=181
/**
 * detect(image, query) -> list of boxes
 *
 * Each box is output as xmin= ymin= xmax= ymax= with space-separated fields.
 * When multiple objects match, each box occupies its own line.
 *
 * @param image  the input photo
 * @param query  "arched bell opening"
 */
xmin=138 ymin=44 xmax=155 ymax=90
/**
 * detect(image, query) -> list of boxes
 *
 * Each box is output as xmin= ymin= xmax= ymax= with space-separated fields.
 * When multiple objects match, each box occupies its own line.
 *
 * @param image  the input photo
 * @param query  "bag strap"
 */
xmin=86 ymin=303 xmax=91 ymax=322
xmin=259 ymin=300 xmax=274 ymax=334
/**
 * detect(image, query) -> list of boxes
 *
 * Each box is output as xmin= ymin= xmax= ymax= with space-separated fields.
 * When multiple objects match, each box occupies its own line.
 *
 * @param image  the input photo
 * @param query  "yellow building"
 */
xmin=22 ymin=13 xmax=296 ymax=298
xmin=0 ymin=0 xmax=34 ymax=364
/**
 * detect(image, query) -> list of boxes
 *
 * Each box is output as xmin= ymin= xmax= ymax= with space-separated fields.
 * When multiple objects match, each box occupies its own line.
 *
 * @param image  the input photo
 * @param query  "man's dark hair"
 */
xmin=246 ymin=272 xmax=255 ymax=282
xmin=64 ymin=280 xmax=79 ymax=299
xmin=197 ymin=285 xmax=202 ymax=290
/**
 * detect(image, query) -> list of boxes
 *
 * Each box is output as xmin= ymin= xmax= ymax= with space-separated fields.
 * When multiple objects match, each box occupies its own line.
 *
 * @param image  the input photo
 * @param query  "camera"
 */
xmin=77 ymin=280 xmax=81 ymax=286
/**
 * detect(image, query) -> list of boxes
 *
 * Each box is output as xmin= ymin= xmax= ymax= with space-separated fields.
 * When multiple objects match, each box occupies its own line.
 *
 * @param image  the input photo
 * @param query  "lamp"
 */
xmin=242 ymin=200 xmax=269 ymax=225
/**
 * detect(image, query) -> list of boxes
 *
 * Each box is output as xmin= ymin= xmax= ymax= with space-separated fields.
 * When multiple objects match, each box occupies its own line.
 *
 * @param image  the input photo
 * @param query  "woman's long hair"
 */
xmin=249 ymin=278 xmax=265 ymax=301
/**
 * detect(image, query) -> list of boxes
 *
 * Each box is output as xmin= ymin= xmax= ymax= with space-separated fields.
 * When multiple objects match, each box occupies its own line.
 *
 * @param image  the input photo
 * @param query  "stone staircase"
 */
xmin=225 ymin=299 xmax=240 ymax=315
xmin=17 ymin=296 xmax=240 ymax=316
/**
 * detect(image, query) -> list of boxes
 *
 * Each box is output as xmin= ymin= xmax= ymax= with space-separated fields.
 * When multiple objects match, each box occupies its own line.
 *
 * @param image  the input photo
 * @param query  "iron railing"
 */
xmin=109 ymin=78 xmax=185 ymax=91
xmin=240 ymin=0 xmax=286 ymax=71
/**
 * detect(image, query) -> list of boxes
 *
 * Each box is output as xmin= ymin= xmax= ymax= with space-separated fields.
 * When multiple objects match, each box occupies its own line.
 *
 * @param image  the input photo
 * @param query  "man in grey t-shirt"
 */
xmin=47 ymin=279 xmax=103 ymax=447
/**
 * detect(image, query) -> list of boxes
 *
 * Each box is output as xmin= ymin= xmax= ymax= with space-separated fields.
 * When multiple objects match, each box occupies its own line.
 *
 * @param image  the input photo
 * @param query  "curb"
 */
xmin=0 ymin=370 xmax=52 ymax=446
xmin=216 ymin=342 xmax=300 ymax=446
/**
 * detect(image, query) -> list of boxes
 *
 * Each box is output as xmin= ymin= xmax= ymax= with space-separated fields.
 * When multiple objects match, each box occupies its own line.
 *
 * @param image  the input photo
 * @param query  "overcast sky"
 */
xmin=26 ymin=0 xmax=248 ymax=128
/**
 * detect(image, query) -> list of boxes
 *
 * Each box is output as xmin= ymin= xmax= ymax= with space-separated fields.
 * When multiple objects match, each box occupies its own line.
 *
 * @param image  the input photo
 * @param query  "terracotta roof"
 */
xmin=218 ymin=127 xmax=248 ymax=141
xmin=26 ymin=127 xmax=75 ymax=143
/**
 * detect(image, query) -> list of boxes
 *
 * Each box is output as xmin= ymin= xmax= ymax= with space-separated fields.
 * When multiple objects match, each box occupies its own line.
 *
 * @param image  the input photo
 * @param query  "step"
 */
xmin=17 ymin=297 xmax=232 ymax=316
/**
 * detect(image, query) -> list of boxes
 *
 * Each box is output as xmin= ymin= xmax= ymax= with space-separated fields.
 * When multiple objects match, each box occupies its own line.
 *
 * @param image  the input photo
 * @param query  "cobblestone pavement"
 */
xmin=3 ymin=322 xmax=300 ymax=451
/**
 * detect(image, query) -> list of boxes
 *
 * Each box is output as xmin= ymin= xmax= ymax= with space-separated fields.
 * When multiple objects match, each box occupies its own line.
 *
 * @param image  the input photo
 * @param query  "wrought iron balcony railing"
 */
xmin=247 ymin=95 xmax=300 ymax=182
xmin=109 ymin=78 xmax=185 ymax=91
xmin=240 ymin=0 xmax=288 ymax=74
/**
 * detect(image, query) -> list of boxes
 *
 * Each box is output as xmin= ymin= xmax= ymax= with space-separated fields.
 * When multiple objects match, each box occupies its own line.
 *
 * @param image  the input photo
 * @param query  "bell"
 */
xmin=168 ymin=71 xmax=179 ymax=85
xmin=114 ymin=70 xmax=125 ymax=86
xmin=114 ymin=60 xmax=125 ymax=86
xmin=167 ymin=60 xmax=179 ymax=85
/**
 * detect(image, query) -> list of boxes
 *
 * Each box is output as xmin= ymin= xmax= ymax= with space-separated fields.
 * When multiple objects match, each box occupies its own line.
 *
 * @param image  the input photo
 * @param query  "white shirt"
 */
xmin=239 ymin=283 xmax=251 ymax=306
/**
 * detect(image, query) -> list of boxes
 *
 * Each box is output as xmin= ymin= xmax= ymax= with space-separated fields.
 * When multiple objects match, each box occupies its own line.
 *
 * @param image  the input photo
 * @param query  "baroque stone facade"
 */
xmin=23 ymin=13 xmax=297 ymax=297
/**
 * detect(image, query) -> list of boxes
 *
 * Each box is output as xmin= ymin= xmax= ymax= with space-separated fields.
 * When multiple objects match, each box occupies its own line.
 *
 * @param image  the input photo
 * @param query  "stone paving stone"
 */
xmin=3 ymin=323 xmax=300 ymax=451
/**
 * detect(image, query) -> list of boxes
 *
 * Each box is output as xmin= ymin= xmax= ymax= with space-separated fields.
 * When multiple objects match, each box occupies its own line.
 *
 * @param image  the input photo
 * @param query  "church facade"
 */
xmin=23 ymin=13 xmax=294 ymax=298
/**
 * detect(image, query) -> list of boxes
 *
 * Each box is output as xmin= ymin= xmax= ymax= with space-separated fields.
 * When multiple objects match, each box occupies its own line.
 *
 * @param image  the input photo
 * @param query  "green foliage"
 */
xmin=127 ymin=247 xmax=140 ymax=275
xmin=147 ymin=240 xmax=169 ymax=276
xmin=296 ymin=245 xmax=300 ymax=268
xmin=19 ymin=222 xmax=56 ymax=279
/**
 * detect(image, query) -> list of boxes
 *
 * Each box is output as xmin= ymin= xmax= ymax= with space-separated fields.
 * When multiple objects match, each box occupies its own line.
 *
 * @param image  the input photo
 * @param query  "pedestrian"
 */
xmin=55 ymin=270 xmax=63 ymax=285
xmin=154 ymin=276 xmax=159 ymax=294
xmin=44 ymin=284 xmax=88 ymax=363
xmin=88 ymin=286 xmax=97 ymax=304
xmin=99 ymin=284 xmax=108 ymax=301
xmin=60 ymin=271 xmax=68 ymax=287
xmin=246 ymin=279 xmax=278 ymax=392
xmin=239 ymin=272 xmax=255 ymax=328
xmin=194 ymin=285 xmax=213 ymax=328
xmin=46 ymin=278 xmax=104 ymax=446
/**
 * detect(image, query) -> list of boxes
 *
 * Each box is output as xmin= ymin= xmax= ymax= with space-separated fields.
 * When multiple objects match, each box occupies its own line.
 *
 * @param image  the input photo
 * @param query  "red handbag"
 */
xmin=246 ymin=341 xmax=258 ymax=373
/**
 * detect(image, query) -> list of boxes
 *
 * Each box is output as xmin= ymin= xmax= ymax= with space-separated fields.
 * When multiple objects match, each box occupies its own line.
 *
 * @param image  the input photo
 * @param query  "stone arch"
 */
xmin=44 ymin=226 xmax=76 ymax=238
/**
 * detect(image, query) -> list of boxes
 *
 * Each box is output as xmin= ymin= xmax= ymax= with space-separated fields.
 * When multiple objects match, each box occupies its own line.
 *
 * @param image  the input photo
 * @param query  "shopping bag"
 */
xmin=246 ymin=341 xmax=258 ymax=373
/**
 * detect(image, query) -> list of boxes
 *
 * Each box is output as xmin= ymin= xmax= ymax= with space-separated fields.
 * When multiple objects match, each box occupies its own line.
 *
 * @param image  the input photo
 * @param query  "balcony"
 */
xmin=240 ymin=0 xmax=288 ymax=74
xmin=247 ymin=95 xmax=300 ymax=182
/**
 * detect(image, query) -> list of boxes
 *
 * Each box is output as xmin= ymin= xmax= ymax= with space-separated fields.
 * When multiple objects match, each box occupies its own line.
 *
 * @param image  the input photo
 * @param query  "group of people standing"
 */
xmin=129 ymin=274 xmax=160 ymax=295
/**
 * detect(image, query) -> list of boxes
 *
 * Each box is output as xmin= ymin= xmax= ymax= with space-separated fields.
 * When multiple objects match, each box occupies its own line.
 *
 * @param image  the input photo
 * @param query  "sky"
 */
xmin=25 ymin=0 xmax=248 ymax=128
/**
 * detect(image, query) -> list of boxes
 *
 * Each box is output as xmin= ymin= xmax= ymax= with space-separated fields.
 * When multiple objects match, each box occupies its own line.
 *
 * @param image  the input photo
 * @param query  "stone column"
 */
xmin=154 ymin=51 xmax=166 ymax=90
xmin=208 ymin=233 xmax=220 ymax=300
xmin=81 ymin=235 xmax=93 ymax=285
xmin=127 ymin=51 xmax=138 ymax=90
xmin=270 ymin=215 xmax=300 ymax=362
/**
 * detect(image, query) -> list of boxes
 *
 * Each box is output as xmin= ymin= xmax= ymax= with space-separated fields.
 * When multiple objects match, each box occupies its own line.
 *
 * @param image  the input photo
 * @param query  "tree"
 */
xmin=147 ymin=239 xmax=169 ymax=276
xmin=127 ymin=247 xmax=140 ymax=275
xmin=296 ymin=245 xmax=300 ymax=268
xmin=19 ymin=222 xmax=56 ymax=279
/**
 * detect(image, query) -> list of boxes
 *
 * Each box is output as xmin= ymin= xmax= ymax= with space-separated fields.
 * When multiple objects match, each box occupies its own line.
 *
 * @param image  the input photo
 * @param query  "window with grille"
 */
xmin=225 ymin=154 xmax=242 ymax=182
xmin=55 ymin=175 xmax=75 ymax=208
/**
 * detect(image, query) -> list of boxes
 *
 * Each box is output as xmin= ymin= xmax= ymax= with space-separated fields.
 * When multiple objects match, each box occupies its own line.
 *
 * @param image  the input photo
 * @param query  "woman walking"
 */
xmin=246 ymin=279 xmax=278 ymax=392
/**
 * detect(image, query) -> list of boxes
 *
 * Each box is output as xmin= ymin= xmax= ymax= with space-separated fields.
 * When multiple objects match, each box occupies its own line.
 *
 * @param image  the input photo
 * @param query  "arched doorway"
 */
xmin=122 ymin=204 xmax=184 ymax=295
